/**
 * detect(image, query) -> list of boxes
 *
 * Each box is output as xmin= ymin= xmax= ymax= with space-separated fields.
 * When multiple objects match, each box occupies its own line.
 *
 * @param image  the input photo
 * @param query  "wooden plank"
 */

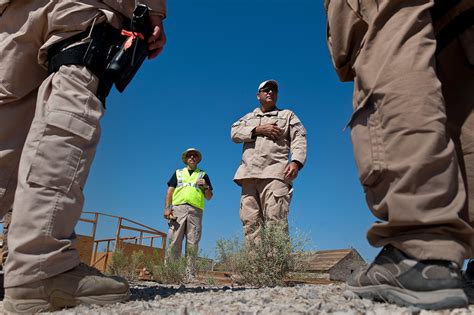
xmin=77 ymin=235 xmax=94 ymax=265
xmin=193 ymin=271 xmax=335 ymax=286
xmin=117 ymin=241 xmax=165 ymax=264
xmin=93 ymin=252 xmax=113 ymax=272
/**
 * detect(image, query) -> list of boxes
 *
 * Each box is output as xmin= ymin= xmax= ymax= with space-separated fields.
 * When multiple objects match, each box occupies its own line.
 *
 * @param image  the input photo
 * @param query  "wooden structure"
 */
xmin=208 ymin=248 xmax=366 ymax=285
xmin=77 ymin=212 xmax=167 ymax=272
xmin=299 ymin=248 xmax=366 ymax=282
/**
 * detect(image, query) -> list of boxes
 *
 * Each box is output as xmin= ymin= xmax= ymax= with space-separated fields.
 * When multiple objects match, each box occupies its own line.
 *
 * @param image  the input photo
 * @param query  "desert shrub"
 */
xmin=108 ymin=248 xmax=145 ymax=281
xmin=215 ymin=236 xmax=241 ymax=273
xmin=215 ymin=224 xmax=308 ymax=287
xmin=144 ymin=247 xmax=211 ymax=284
xmin=145 ymin=254 xmax=187 ymax=284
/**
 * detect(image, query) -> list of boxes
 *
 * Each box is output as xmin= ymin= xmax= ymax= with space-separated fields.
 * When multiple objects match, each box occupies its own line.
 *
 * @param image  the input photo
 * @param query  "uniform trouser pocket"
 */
xmin=265 ymin=180 xmax=292 ymax=224
xmin=350 ymin=102 xmax=387 ymax=188
xmin=27 ymin=112 xmax=95 ymax=193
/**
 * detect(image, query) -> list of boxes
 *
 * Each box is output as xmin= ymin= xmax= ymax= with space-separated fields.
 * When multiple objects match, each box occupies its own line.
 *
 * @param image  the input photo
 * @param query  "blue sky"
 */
xmin=80 ymin=0 xmax=380 ymax=262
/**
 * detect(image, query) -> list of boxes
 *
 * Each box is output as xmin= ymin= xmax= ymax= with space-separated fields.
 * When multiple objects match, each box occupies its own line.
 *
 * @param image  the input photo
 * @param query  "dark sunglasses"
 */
xmin=186 ymin=153 xmax=199 ymax=158
xmin=259 ymin=87 xmax=277 ymax=94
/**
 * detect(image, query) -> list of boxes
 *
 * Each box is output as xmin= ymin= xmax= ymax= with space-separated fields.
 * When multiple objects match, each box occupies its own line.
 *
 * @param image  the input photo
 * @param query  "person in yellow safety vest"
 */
xmin=163 ymin=148 xmax=213 ymax=267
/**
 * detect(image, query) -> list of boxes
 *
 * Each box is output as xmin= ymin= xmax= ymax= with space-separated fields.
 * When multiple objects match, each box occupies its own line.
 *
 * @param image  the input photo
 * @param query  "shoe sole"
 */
xmin=347 ymin=284 xmax=468 ymax=310
xmin=3 ymin=290 xmax=131 ymax=313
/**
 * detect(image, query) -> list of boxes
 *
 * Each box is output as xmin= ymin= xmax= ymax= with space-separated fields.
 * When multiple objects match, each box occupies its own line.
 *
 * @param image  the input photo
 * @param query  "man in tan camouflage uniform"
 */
xmin=0 ymin=0 xmax=166 ymax=312
xmin=325 ymin=0 xmax=473 ymax=310
xmin=231 ymin=80 xmax=307 ymax=243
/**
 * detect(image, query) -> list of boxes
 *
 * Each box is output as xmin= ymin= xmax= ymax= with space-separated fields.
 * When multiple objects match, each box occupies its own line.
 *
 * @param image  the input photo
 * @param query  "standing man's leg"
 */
xmin=259 ymin=179 xmax=292 ymax=232
xmin=437 ymin=25 xmax=474 ymax=224
xmin=2 ymin=2 xmax=129 ymax=312
xmin=349 ymin=0 xmax=472 ymax=266
xmin=240 ymin=179 xmax=264 ymax=244
xmin=337 ymin=0 xmax=471 ymax=309
xmin=167 ymin=204 xmax=187 ymax=260
xmin=3 ymin=63 xmax=133 ymax=312
xmin=185 ymin=204 xmax=203 ymax=277
xmin=436 ymin=14 xmax=474 ymax=300
xmin=0 ymin=0 xmax=48 ymax=298
xmin=5 ymin=63 xmax=105 ymax=286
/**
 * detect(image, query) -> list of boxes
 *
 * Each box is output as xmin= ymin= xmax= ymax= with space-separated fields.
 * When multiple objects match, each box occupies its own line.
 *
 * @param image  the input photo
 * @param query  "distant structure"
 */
xmin=301 ymin=248 xmax=366 ymax=282
xmin=77 ymin=212 xmax=167 ymax=272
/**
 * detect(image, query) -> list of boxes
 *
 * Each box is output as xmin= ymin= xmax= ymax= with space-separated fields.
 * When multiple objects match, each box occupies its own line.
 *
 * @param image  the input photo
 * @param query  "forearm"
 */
xmin=231 ymin=125 xmax=256 ymax=143
xmin=290 ymin=139 xmax=307 ymax=167
xmin=164 ymin=187 xmax=174 ymax=209
xmin=290 ymin=126 xmax=307 ymax=166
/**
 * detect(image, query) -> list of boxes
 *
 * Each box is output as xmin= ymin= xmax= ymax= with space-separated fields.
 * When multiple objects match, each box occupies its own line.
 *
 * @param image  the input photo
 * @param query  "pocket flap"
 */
xmin=273 ymin=186 xmax=290 ymax=198
xmin=345 ymin=89 xmax=373 ymax=130
xmin=46 ymin=111 xmax=95 ymax=141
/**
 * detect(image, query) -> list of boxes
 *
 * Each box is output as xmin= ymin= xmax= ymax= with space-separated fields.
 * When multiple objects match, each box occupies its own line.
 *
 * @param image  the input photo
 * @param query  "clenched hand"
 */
xmin=147 ymin=15 xmax=166 ymax=59
xmin=284 ymin=162 xmax=299 ymax=181
xmin=254 ymin=123 xmax=283 ymax=140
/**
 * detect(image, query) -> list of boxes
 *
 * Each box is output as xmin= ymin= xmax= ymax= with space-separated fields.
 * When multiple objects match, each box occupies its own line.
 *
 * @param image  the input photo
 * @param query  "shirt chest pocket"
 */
xmin=244 ymin=117 xmax=260 ymax=127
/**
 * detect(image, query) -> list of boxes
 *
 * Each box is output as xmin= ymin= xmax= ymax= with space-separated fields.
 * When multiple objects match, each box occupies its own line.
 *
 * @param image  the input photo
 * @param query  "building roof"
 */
xmin=301 ymin=249 xmax=361 ymax=272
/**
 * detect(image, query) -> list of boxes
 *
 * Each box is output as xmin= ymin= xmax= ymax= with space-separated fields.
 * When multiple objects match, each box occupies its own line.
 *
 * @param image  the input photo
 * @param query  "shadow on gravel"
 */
xmin=130 ymin=284 xmax=250 ymax=301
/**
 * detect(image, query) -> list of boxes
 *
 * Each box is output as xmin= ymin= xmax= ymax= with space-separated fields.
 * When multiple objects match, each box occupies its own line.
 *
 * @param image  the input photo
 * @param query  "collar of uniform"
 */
xmin=254 ymin=107 xmax=280 ymax=117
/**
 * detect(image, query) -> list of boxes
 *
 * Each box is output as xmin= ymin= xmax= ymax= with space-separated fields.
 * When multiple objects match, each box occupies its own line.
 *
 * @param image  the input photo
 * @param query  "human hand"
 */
xmin=164 ymin=209 xmax=171 ymax=219
xmin=284 ymin=162 xmax=299 ymax=181
xmin=147 ymin=15 xmax=166 ymax=59
xmin=197 ymin=179 xmax=210 ymax=191
xmin=255 ymin=123 xmax=283 ymax=140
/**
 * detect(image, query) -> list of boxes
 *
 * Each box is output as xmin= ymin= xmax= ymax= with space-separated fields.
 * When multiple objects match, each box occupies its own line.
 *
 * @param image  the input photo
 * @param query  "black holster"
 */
xmin=47 ymin=5 xmax=151 ymax=105
xmin=48 ymin=24 xmax=123 ymax=104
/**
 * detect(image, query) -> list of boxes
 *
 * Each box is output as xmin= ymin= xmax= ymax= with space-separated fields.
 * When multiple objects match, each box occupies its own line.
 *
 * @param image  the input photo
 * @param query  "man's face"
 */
xmin=257 ymin=85 xmax=278 ymax=111
xmin=186 ymin=152 xmax=200 ymax=168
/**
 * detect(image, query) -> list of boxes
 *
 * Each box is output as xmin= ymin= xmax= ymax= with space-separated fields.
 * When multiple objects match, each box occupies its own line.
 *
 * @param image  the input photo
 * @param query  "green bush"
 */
xmin=145 ymin=253 xmax=187 ymax=284
xmin=107 ymin=248 xmax=145 ymax=281
xmin=143 ymin=247 xmax=211 ymax=284
xmin=215 ymin=224 xmax=308 ymax=287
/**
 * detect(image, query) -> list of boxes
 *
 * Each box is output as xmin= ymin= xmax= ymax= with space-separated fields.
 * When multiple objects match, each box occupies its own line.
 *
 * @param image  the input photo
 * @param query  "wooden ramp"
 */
xmin=195 ymin=271 xmax=336 ymax=286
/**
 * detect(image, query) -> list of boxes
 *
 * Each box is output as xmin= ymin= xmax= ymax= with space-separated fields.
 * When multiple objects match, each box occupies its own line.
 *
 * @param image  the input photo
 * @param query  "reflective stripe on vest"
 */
xmin=172 ymin=168 xmax=206 ymax=210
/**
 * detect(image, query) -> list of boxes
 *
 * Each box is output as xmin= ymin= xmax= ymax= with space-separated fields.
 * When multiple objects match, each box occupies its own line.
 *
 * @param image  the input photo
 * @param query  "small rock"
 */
xmin=343 ymin=290 xmax=359 ymax=300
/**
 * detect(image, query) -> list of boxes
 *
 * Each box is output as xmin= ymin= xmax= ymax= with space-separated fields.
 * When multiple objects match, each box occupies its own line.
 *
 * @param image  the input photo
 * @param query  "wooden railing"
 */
xmin=78 ymin=212 xmax=167 ymax=270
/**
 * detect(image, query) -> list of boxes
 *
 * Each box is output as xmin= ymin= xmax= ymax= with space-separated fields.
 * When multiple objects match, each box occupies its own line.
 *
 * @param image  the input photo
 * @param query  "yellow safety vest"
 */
xmin=172 ymin=167 xmax=206 ymax=210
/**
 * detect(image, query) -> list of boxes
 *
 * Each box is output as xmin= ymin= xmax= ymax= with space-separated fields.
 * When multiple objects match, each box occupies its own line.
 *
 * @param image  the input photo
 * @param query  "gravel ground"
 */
xmin=2 ymin=282 xmax=474 ymax=314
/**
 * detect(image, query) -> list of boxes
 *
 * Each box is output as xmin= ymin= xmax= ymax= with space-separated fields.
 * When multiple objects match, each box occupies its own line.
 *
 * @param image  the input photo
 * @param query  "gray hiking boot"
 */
xmin=3 ymin=263 xmax=130 ymax=313
xmin=462 ymin=259 xmax=474 ymax=303
xmin=347 ymin=245 xmax=467 ymax=310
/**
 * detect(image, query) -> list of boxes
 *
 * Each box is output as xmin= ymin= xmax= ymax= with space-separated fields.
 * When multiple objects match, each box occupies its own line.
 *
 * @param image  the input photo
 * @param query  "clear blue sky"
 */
xmin=80 ymin=0 xmax=380 ymax=262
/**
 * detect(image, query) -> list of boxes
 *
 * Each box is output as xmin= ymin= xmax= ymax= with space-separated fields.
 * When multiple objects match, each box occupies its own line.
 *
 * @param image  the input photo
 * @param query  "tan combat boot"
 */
xmin=3 ymin=263 xmax=131 ymax=313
